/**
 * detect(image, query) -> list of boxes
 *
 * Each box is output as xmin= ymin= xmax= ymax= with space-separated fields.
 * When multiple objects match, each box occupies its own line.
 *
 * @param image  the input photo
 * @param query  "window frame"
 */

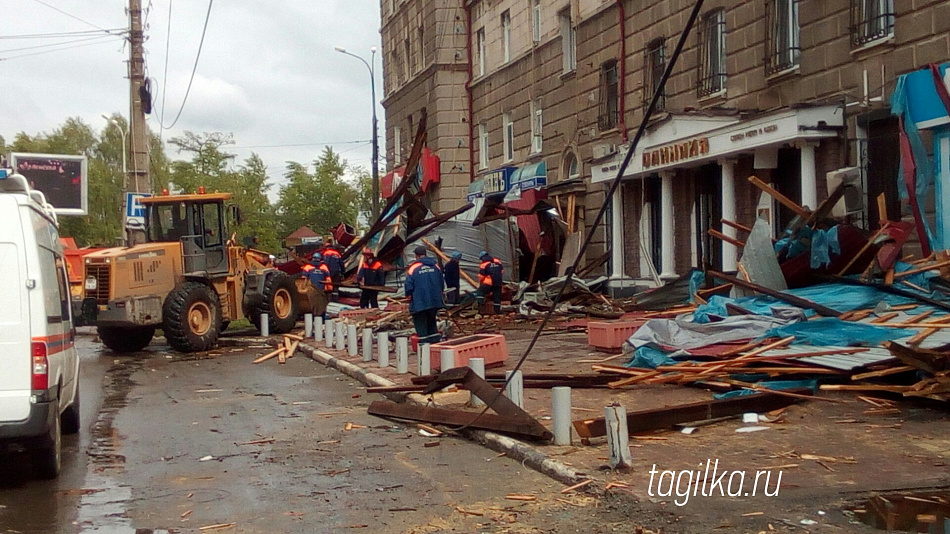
xmin=532 ymin=0 xmax=541 ymax=43
xmin=502 ymin=10 xmax=511 ymax=64
xmin=765 ymin=0 xmax=800 ymax=77
xmin=598 ymin=60 xmax=620 ymax=131
xmin=503 ymin=112 xmax=514 ymax=162
xmin=644 ymin=38 xmax=666 ymax=111
xmin=476 ymin=27 xmax=486 ymax=76
xmin=393 ymin=126 xmax=402 ymax=165
xmin=478 ymin=123 xmax=489 ymax=170
xmin=850 ymin=0 xmax=895 ymax=48
xmin=531 ymin=99 xmax=543 ymax=154
xmin=697 ymin=9 xmax=726 ymax=98
xmin=559 ymin=9 xmax=576 ymax=73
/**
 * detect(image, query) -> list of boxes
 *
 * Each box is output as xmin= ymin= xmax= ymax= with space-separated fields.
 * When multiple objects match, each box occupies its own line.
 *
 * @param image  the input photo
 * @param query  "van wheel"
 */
xmin=164 ymin=282 xmax=221 ymax=353
xmin=253 ymin=273 xmax=298 ymax=334
xmin=31 ymin=411 xmax=61 ymax=480
xmin=99 ymin=326 xmax=155 ymax=353
xmin=61 ymin=386 xmax=81 ymax=435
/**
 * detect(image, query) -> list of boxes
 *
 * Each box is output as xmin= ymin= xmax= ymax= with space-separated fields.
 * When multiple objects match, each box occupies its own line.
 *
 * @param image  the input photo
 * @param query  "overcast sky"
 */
xmin=1 ymin=0 xmax=384 ymax=195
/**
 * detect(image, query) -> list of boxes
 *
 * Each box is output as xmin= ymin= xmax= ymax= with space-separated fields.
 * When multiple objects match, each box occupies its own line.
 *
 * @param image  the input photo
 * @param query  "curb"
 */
xmin=297 ymin=342 xmax=585 ymax=485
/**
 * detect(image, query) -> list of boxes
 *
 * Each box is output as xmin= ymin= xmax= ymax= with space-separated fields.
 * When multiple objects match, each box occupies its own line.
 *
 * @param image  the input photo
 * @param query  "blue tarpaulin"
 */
xmin=764 ymin=318 xmax=914 ymax=346
xmin=624 ymin=345 xmax=677 ymax=369
xmin=714 ymin=379 xmax=819 ymax=399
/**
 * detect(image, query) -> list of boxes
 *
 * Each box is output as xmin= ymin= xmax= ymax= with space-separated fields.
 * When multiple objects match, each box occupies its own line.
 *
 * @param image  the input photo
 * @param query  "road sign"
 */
xmin=126 ymin=192 xmax=151 ymax=225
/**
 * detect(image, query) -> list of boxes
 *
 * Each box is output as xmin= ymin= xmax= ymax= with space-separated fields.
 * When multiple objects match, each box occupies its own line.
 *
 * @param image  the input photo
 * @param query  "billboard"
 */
xmin=9 ymin=153 xmax=88 ymax=216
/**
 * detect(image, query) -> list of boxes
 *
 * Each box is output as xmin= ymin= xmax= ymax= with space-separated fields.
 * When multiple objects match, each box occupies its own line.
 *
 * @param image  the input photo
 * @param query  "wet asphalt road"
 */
xmin=0 ymin=333 xmax=626 ymax=534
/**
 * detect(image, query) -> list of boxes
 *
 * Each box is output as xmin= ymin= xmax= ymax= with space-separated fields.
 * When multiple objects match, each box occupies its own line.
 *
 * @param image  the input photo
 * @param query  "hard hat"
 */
xmin=478 ymin=250 xmax=489 ymax=258
xmin=451 ymin=251 xmax=462 ymax=259
xmin=311 ymin=253 xmax=323 ymax=262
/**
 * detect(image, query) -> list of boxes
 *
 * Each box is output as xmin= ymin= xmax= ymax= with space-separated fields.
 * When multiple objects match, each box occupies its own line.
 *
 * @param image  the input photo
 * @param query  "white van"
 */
xmin=0 ymin=170 xmax=80 ymax=479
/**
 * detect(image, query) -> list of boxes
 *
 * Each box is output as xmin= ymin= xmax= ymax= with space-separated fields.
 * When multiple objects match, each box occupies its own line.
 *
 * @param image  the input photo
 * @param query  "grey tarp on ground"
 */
xmin=396 ymin=216 xmax=518 ymax=284
xmin=623 ymin=314 xmax=794 ymax=353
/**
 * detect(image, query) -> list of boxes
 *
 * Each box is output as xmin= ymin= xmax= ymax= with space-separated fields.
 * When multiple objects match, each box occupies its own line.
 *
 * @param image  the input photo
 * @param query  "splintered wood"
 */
xmin=252 ymin=334 xmax=302 ymax=364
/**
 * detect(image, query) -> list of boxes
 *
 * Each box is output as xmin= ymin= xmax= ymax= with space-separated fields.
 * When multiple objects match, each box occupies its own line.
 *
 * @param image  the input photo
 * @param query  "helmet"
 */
xmin=451 ymin=251 xmax=462 ymax=260
xmin=311 ymin=253 xmax=323 ymax=262
xmin=478 ymin=250 xmax=490 ymax=259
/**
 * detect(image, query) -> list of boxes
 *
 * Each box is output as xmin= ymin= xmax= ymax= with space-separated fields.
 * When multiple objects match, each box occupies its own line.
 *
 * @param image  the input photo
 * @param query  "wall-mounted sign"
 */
xmin=10 ymin=153 xmax=88 ymax=215
xmin=642 ymin=137 xmax=709 ymax=169
xmin=730 ymin=124 xmax=779 ymax=143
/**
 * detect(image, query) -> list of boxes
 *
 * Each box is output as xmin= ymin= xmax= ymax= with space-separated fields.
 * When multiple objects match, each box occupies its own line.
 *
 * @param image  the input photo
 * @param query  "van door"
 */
xmin=0 ymin=200 xmax=31 ymax=422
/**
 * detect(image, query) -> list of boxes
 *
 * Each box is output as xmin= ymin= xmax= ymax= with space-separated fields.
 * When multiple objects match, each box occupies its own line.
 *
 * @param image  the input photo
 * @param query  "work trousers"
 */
xmin=476 ymin=284 xmax=502 ymax=314
xmin=360 ymin=290 xmax=379 ymax=309
xmin=411 ymin=308 xmax=441 ymax=345
xmin=445 ymin=287 xmax=460 ymax=306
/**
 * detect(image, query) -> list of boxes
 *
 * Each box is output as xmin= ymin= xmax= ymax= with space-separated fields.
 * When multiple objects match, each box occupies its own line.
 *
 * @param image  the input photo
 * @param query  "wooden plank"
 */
xmin=721 ymin=218 xmax=753 ymax=234
xmin=422 ymin=238 xmax=479 ymax=288
xmin=572 ymin=390 xmax=808 ymax=438
xmin=851 ymin=366 xmax=915 ymax=381
xmin=819 ymin=384 xmax=912 ymax=393
xmin=837 ymin=223 xmax=890 ymax=276
xmin=708 ymin=228 xmax=745 ymax=249
xmin=253 ymin=348 xmax=284 ymax=364
xmin=870 ymin=312 xmax=899 ymax=324
xmin=367 ymin=401 xmax=553 ymax=441
xmin=748 ymin=176 xmax=809 ymax=218
xmin=708 ymin=271 xmax=840 ymax=317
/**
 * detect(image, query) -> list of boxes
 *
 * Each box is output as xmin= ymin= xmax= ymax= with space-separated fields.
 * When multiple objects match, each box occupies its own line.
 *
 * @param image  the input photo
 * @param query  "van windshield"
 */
xmin=149 ymin=203 xmax=189 ymax=243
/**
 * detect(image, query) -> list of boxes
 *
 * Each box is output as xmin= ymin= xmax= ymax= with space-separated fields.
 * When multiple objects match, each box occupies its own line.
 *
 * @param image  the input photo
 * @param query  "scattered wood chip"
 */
xmin=455 ymin=506 xmax=484 ymax=516
xmin=198 ymin=523 xmax=236 ymax=531
xmin=235 ymin=438 xmax=275 ymax=446
xmin=424 ymin=441 xmax=440 ymax=448
xmin=181 ymin=510 xmax=193 ymax=519
xmin=417 ymin=424 xmax=443 ymax=436
xmin=741 ymin=512 xmax=764 ymax=517
xmin=505 ymin=494 xmax=537 ymax=501
xmin=560 ymin=479 xmax=593 ymax=494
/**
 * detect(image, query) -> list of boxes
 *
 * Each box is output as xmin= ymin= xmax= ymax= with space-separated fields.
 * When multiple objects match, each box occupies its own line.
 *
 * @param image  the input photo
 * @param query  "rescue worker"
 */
xmin=405 ymin=246 xmax=444 ymax=345
xmin=444 ymin=251 xmax=462 ymax=305
xmin=476 ymin=250 xmax=504 ymax=314
xmin=323 ymin=243 xmax=344 ymax=282
xmin=302 ymin=254 xmax=331 ymax=319
xmin=307 ymin=253 xmax=333 ymax=294
xmin=357 ymin=248 xmax=385 ymax=309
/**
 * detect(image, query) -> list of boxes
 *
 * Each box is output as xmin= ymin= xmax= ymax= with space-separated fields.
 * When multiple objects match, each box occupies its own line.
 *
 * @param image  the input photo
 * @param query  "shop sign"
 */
xmin=730 ymin=124 xmax=779 ymax=143
xmin=642 ymin=137 xmax=709 ymax=169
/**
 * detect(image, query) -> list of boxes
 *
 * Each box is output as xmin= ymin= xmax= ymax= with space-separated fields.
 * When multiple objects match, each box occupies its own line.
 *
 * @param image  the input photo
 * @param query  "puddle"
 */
xmin=852 ymin=491 xmax=950 ymax=531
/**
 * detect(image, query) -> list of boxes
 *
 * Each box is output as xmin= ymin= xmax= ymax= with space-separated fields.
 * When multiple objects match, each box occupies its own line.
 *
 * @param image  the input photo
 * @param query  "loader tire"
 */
xmin=98 ymin=326 xmax=155 ymax=353
xmin=163 ymin=282 xmax=221 ymax=353
xmin=254 ymin=272 xmax=298 ymax=335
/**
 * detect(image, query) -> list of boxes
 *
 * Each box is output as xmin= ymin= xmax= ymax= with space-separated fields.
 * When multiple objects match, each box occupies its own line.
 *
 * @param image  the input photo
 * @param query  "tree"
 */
xmin=350 ymin=165 xmax=375 ymax=231
xmin=277 ymin=147 xmax=358 ymax=244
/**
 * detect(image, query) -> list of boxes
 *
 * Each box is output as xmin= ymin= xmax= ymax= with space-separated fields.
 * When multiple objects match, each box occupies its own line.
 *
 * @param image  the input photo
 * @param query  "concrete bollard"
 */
xmin=304 ymin=313 xmax=313 ymax=338
xmin=347 ymin=324 xmax=359 ymax=357
xmin=335 ymin=322 xmax=346 ymax=351
xmin=505 ymin=370 xmax=524 ymax=409
xmin=396 ymin=337 xmax=409 ymax=374
xmin=418 ymin=344 xmax=431 ymax=376
xmin=440 ymin=348 xmax=456 ymax=373
xmin=469 ymin=358 xmax=486 ymax=407
xmin=605 ymin=403 xmax=633 ymax=470
xmin=362 ymin=328 xmax=373 ymax=362
xmin=260 ymin=313 xmax=269 ymax=337
xmin=324 ymin=320 xmax=334 ymax=348
xmin=378 ymin=332 xmax=390 ymax=368
xmin=552 ymin=387 xmax=572 ymax=446
xmin=314 ymin=316 xmax=324 ymax=341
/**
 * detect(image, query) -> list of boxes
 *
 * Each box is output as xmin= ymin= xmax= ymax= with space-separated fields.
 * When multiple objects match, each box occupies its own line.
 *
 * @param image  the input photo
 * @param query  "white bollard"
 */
xmin=469 ymin=358 xmax=486 ymax=407
xmin=314 ymin=316 xmax=323 ymax=341
xmin=505 ymin=370 xmax=524 ymax=409
xmin=335 ymin=322 xmax=346 ymax=351
xmin=347 ymin=324 xmax=359 ymax=357
xmin=378 ymin=332 xmax=390 ymax=367
xmin=260 ymin=313 xmax=269 ymax=337
xmin=552 ymin=387 xmax=572 ymax=446
xmin=304 ymin=313 xmax=313 ymax=338
xmin=396 ymin=337 xmax=409 ymax=374
xmin=418 ymin=344 xmax=431 ymax=376
xmin=362 ymin=328 xmax=373 ymax=362
xmin=440 ymin=348 xmax=456 ymax=373
xmin=324 ymin=319 xmax=334 ymax=348
xmin=605 ymin=403 xmax=633 ymax=470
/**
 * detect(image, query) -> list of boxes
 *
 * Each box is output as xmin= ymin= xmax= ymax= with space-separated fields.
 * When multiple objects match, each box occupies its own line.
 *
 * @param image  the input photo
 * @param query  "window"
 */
xmin=644 ymin=38 xmax=666 ymax=111
xmin=388 ymin=0 xmax=394 ymax=17
xmin=564 ymin=152 xmax=580 ymax=180
xmin=851 ymin=0 xmax=894 ymax=47
xmin=599 ymin=60 xmax=620 ymax=130
xmin=503 ymin=112 xmax=514 ymax=162
xmin=476 ymin=28 xmax=486 ymax=76
xmin=417 ymin=25 xmax=425 ymax=68
xmin=531 ymin=99 xmax=543 ymax=153
xmin=478 ymin=123 xmax=489 ymax=169
xmin=532 ymin=0 xmax=541 ymax=42
xmin=698 ymin=9 xmax=726 ymax=97
xmin=502 ymin=11 xmax=511 ymax=63
xmin=404 ymin=37 xmax=412 ymax=77
xmin=765 ymin=0 xmax=800 ymax=76
xmin=560 ymin=10 xmax=576 ymax=72
xmin=394 ymin=126 xmax=402 ymax=165
xmin=202 ymin=202 xmax=223 ymax=247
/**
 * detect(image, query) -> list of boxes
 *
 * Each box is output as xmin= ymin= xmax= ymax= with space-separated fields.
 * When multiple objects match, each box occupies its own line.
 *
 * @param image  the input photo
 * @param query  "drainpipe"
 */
xmin=464 ymin=2 xmax=475 ymax=183
xmin=617 ymin=0 xmax=627 ymax=143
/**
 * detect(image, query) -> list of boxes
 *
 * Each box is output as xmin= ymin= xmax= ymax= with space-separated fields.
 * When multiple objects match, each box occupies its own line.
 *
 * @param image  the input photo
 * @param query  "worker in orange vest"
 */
xmin=305 ymin=253 xmax=333 ymax=293
xmin=357 ymin=248 xmax=385 ymax=308
xmin=476 ymin=251 xmax=504 ymax=314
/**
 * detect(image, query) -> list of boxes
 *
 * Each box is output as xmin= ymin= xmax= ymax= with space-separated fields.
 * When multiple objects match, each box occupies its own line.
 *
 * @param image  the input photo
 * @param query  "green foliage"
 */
xmin=276 ymin=147 xmax=358 ymax=243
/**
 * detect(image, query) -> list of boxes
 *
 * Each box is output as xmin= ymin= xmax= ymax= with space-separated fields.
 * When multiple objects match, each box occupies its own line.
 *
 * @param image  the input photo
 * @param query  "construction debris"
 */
xmin=252 ymin=334 xmax=301 ymax=364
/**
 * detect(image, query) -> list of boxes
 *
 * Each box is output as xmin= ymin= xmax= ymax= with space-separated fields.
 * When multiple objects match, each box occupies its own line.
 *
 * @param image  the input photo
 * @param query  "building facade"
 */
xmin=380 ymin=0 xmax=950 ymax=286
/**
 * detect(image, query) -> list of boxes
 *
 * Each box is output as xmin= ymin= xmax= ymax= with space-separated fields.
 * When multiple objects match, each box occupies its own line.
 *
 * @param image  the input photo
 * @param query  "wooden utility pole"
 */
xmin=128 ymin=0 xmax=150 ymax=195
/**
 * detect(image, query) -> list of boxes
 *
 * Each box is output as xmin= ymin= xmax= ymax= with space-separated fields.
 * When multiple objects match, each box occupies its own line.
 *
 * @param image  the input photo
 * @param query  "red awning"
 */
xmin=381 ymin=168 xmax=404 ymax=199
xmin=420 ymin=148 xmax=441 ymax=192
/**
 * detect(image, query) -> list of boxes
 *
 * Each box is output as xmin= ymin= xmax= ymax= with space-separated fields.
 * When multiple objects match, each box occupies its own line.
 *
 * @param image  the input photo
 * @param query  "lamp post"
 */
xmin=334 ymin=46 xmax=380 ymax=220
xmin=102 ymin=115 xmax=128 ymax=188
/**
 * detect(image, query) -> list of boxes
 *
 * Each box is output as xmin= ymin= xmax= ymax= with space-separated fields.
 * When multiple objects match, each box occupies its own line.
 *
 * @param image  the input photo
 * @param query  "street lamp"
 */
xmin=101 ymin=114 xmax=128 ymax=188
xmin=334 ymin=46 xmax=380 ymax=220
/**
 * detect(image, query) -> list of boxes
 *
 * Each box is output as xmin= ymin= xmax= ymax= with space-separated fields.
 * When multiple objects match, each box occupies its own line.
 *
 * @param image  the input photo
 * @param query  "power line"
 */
xmin=0 ymin=35 xmax=125 ymax=62
xmin=0 ymin=33 xmax=125 ymax=54
xmin=159 ymin=0 xmax=173 ymax=144
xmin=0 ymin=28 xmax=126 ymax=40
xmin=29 ymin=0 xmax=120 ymax=35
xmin=158 ymin=0 xmax=214 ymax=130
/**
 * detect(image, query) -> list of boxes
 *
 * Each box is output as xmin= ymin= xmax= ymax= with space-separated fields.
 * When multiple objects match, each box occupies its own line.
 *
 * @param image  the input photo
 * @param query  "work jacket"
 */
xmin=405 ymin=256 xmax=445 ymax=314
xmin=357 ymin=259 xmax=386 ymax=287
xmin=444 ymin=259 xmax=461 ymax=290
xmin=323 ymin=248 xmax=344 ymax=278
xmin=308 ymin=263 xmax=333 ymax=291
xmin=479 ymin=257 xmax=504 ymax=286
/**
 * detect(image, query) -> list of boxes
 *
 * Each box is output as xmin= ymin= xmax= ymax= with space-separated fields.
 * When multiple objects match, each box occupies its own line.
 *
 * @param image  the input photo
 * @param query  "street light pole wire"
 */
xmin=158 ymin=0 xmax=214 ymax=131
xmin=0 ymin=28 xmax=126 ymax=40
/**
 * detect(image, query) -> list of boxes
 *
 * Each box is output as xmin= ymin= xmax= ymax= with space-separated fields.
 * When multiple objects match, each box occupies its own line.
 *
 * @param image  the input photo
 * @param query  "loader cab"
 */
xmin=142 ymin=193 xmax=232 ymax=275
